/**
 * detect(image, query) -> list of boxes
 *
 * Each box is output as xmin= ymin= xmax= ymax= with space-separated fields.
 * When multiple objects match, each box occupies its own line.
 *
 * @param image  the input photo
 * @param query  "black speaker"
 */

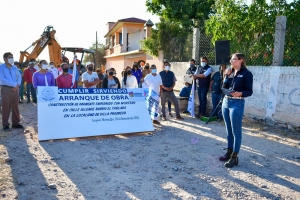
xmin=215 ymin=40 xmax=230 ymax=65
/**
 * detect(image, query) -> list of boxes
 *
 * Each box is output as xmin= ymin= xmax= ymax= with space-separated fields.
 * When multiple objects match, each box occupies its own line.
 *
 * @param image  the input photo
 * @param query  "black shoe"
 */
xmin=12 ymin=124 xmax=24 ymax=129
xmin=19 ymin=100 xmax=23 ymax=104
xmin=219 ymin=148 xmax=233 ymax=161
xmin=27 ymin=100 xmax=30 ymax=103
xmin=162 ymin=115 xmax=167 ymax=121
xmin=183 ymin=110 xmax=190 ymax=114
xmin=33 ymin=100 xmax=37 ymax=103
xmin=224 ymin=152 xmax=238 ymax=168
xmin=3 ymin=126 xmax=9 ymax=130
xmin=169 ymin=113 xmax=173 ymax=117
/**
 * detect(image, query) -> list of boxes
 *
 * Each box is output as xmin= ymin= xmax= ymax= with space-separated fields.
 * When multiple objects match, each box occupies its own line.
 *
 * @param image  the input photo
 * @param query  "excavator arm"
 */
xmin=19 ymin=26 xmax=62 ymax=67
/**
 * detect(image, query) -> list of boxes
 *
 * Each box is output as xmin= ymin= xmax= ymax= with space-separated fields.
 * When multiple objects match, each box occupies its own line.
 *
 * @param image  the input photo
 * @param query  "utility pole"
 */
xmin=96 ymin=31 xmax=98 ymax=67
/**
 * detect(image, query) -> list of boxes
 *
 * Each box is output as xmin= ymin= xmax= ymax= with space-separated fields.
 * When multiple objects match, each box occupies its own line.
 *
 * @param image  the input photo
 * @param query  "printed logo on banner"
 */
xmin=128 ymin=91 xmax=144 ymax=97
xmin=38 ymin=86 xmax=58 ymax=102
xmin=41 ymin=88 xmax=55 ymax=101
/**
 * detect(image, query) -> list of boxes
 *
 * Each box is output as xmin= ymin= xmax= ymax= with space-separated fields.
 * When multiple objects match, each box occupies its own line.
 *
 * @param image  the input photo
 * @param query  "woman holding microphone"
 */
xmin=219 ymin=53 xmax=253 ymax=168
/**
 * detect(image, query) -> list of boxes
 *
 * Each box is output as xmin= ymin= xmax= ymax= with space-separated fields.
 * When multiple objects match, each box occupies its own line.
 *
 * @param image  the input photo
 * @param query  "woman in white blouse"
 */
xmin=122 ymin=67 xmax=138 ymax=88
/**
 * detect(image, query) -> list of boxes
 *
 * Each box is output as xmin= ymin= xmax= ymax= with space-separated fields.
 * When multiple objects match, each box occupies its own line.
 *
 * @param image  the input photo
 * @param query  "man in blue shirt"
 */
xmin=193 ymin=57 xmax=212 ymax=117
xmin=159 ymin=61 xmax=184 ymax=120
xmin=210 ymin=64 xmax=226 ymax=119
xmin=0 ymin=52 xmax=23 ymax=130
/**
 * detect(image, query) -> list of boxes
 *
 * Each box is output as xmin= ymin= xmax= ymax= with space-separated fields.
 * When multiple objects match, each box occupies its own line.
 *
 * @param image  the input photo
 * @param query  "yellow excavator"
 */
xmin=19 ymin=25 xmax=95 ymax=71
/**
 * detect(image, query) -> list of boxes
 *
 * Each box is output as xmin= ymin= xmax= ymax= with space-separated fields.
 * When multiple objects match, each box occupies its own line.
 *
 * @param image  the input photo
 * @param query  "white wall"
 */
xmin=128 ymin=31 xmax=140 ymax=51
xmin=170 ymin=62 xmax=300 ymax=126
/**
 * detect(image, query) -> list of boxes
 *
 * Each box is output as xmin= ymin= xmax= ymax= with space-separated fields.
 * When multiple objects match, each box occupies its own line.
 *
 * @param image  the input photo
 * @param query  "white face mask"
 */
xmin=165 ymin=66 xmax=170 ymax=71
xmin=41 ymin=64 xmax=48 ymax=70
xmin=7 ymin=58 xmax=14 ymax=65
xmin=50 ymin=65 xmax=54 ymax=68
xmin=201 ymin=62 xmax=206 ymax=67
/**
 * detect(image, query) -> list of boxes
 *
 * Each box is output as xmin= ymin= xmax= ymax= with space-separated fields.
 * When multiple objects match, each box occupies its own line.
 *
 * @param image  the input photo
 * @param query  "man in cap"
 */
xmin=24 ymin=61 xmax=37 ymax=103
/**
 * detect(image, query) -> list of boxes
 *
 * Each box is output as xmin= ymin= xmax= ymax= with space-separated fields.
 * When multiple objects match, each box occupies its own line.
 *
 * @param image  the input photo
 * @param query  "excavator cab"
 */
xmin=61 ymin=47 xmax=95 ymax=72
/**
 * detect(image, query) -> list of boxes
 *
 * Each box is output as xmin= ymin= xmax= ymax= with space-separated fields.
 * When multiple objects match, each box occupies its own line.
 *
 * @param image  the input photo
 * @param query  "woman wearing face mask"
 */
xmin=131 ymin=63 xmax=142 ymax=87
xmin=219 ymin=53 xmax=253 ymax=168
xmin=122 ymin=67 xmax=138 ymax=88
xmin=102 ymin=69 xmax=121 ymax=88
xmin=33 ymin=60 xmax=55 ymax=89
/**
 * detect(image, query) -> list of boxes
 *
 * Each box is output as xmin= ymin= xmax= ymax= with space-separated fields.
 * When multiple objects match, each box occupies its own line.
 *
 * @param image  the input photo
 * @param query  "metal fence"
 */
xmin=194 ymin=18 xmax=299 ymax=66
xmin=164 ymin=34 xmax=193 ymax=62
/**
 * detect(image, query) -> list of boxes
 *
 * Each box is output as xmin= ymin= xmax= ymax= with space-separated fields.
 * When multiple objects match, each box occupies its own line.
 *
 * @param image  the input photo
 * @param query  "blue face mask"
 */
xmin=152 ymin=69 xmax=157 ymax=74
xmin=190 ymin=64 xmax=195 ymax=68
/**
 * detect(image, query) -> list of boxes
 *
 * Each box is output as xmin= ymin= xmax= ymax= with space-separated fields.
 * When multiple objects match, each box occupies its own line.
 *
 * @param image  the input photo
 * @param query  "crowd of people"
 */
xmin=0 ymin=52 xmax=253 ymax=168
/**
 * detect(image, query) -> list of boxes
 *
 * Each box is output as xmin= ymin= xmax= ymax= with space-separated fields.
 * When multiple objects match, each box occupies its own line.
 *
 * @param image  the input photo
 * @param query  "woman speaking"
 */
xmin=219 ymin=53 xmax=253 ymax=168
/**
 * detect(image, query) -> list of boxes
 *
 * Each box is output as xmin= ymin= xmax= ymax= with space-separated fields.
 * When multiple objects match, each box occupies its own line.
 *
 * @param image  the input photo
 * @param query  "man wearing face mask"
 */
xmin=185 ymin=59 xmax=197 ymax=81
xmin=48 ymin=61 xmax=59 ymax=80
xmin=24 ymin=62 xmax=37 ymax=103
xmin=159 ymin=61 xmax=184 ymax=120
xmin=144 ymin=64 xmax=162 ymax=124
xmin=56 ymin=63 xmax=75 ymax=88
xmin=29 ymin=58 xmax=40 ymax=71
xmin=193 ymin=56 xmax=212 ymax=118
xmin=102 ymin=69 xmax=121 ymax=88
xmin=0 ymin=52 xmax=23 ymax=130
xmin=82 ymin=62 xmax=100 ymax=88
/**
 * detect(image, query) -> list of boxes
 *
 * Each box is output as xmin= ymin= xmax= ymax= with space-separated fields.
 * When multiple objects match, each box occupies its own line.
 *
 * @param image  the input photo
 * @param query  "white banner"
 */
xmin=37 ymin=87 xmax=154 ymax=141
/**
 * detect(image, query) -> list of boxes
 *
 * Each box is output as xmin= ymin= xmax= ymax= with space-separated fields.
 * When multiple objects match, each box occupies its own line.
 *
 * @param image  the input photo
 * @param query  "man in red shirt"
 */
xmin=23 ymin=62 xmax=37 ymax=103
xmin=56 ymin=63 xmax=76 ymax=88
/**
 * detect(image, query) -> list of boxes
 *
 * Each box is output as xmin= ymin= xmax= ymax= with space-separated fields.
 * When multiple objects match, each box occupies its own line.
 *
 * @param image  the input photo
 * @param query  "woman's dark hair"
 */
xmin=132 ymin=63 xmax=139 ymax=70
xmin=233 ymin=53 xmax=247 ymax=68
xmin=39 ymin=60 xmax=47 ymax=64
xmin=123 ymin=66 xmax=132 ymax=86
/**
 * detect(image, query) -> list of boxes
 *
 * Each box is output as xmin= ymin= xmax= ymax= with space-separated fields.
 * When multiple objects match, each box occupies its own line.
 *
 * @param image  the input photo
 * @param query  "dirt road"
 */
xmin=1 ymin=103 xmax=300 ymax=200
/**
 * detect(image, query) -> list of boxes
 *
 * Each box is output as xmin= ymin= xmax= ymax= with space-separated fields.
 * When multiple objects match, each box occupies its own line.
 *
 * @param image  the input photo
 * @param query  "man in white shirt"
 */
xmin=122 ymin=70 xmax=138 ymax=88
xmin=82 ymin=62 xmax=100 ymax=88
xmin=48 ymin=61 xmax=59 ymax=79
xmin=144 ymin=64 xmax=162 ymax=124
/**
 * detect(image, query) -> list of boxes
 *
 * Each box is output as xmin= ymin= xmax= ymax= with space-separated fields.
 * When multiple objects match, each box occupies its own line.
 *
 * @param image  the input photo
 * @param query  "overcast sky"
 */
xmin=0 ymin=0 xmax=160 ymax=62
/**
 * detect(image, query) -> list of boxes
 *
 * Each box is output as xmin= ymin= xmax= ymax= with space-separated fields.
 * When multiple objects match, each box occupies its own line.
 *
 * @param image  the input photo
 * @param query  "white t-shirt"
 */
xmin=122 ymin=75 xmax=138 ymax=88
xmin=144 ymin=73 xmax=162 ymax=94
xmin=82 ymin=71 xmax=98 ymax=88
xmin=48 ymin=67 xmax=59 ymax=79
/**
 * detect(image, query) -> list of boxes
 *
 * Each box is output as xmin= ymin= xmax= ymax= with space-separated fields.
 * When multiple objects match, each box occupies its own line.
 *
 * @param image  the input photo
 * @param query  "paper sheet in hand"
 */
xmin=222 ymin=88 xmax=235 ymax=96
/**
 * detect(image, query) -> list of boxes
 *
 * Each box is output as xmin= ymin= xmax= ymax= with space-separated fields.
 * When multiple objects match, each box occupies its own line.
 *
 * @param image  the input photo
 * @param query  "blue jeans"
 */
xmin=26 ymin=83 xmax=36 ymax=101
xmin=211 ymin=92 xmax=222 ymax=118
xmin=222 ymin=97 xmax=245 ymax=153
xmin=197 ymin=87 xmax=209 ymax=115
xmin=19 ymin=83 xmax=24 ymax=100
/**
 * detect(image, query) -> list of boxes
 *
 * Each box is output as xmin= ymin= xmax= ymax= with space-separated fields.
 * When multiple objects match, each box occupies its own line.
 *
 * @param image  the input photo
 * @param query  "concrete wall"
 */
xmin=170 ymin=62 xmax=300 ymax=126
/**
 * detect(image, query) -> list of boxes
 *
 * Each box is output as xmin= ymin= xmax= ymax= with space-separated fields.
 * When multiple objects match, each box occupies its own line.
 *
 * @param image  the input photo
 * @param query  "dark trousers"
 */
xmin=197 ymin=87 xmax=209 ymax=115
xmin=1 ymin=86 xmax=20 ymax=126
xmin=161 ymin=91 xmax=180 ymax=117
xmin=26 ymin=83 xmax=36 ymax=101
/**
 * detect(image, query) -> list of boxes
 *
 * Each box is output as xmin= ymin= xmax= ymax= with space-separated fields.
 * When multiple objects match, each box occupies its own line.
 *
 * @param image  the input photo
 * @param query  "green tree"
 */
xmin=142 ymin=18 xmax=193 ymax=61
xmin=83 ymin=42 xmax=106 ymax=68
xmin=146 ymin=0 xmax=215 ymax=30
xmin=205 ymin=0 xmax=300 ymax=66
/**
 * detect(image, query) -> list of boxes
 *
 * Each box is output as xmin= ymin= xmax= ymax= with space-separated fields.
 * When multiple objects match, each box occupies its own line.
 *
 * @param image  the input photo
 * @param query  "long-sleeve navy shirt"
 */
xmin=222 ymin=67 xmax=253 ymax=97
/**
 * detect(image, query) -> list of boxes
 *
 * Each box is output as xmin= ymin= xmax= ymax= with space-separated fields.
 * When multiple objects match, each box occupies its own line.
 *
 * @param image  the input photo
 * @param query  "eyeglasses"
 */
xmin=230 ymin=58 xmax=239 ymax=62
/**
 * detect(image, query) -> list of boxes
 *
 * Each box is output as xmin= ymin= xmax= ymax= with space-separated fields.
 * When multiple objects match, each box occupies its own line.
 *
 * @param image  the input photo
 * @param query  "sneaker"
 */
xmin=169 ymin=113 xmax=173 ymax=117
xmin=3 ymin=126 xmax=9 ymax=130
xmin=152 ymin=120 xmax=160 ymax=125
xmin=175 ymin=115 xmax=184 ymax=120
xmin=12 ymin=124 xmax=24 ymax=129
